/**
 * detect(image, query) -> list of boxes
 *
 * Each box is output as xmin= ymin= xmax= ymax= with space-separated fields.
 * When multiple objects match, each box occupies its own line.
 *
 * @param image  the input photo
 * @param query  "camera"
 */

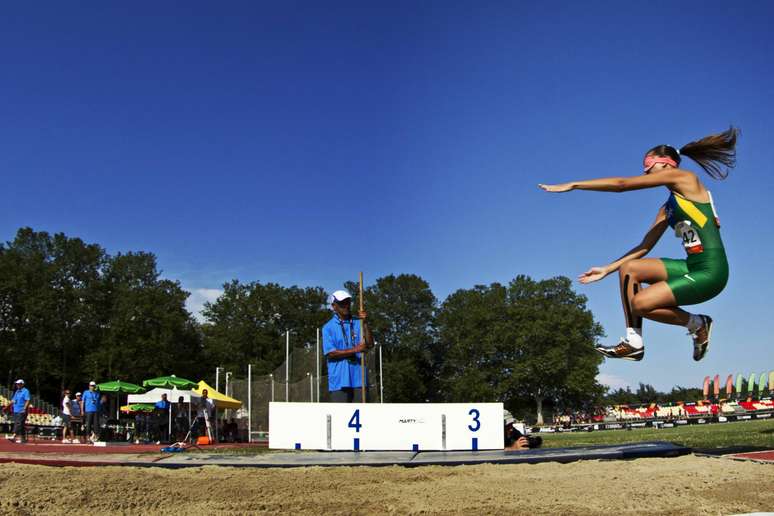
xmin=504 ymin=422 xmax=542 ymax=449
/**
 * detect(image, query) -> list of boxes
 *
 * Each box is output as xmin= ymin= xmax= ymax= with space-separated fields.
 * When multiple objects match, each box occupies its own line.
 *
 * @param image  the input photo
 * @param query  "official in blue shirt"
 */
xmin=9 ymin=379 xmax=30 ymax=442
xmin=154 ymin=394 xmax=171 ymax=411
xmin=323 ymin=290 xmax=374 ymax=403
xmin=81 ymin=381 xmax=101 ymax=443
xmin=154 ymin=393 xmax=171 ymax=443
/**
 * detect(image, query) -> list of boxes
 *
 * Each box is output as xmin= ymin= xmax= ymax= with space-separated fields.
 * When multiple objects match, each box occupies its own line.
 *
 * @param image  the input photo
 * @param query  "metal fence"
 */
xmin=229 ymin=331 xmax=382 ymax=440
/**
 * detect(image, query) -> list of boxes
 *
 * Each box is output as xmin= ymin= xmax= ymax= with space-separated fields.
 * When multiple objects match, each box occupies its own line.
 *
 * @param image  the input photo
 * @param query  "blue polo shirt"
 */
xmin=12 ymin=387 xmax=30 ymax=413
xmin=155 ymin=400 xmax=170 ymax=410
xmin=323 ymin=315 xmax=366 ymax=391
xmin=82 ymin=390 xmax=100 ymax=413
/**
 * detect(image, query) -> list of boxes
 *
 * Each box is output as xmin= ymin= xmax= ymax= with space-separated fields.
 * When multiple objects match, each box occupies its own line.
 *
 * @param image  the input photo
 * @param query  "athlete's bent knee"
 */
xmin=619 ymin=261 xmax=635 ymax=281
xmin=630 ymin=295 xmax=650 ymax=316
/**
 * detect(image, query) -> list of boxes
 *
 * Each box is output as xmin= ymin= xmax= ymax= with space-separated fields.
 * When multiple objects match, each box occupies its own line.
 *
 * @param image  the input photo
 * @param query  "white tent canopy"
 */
xmin=127 ymin=388 xmax=200 ymax=440
xmin=127 ymin=388 xmax=201 ymax=404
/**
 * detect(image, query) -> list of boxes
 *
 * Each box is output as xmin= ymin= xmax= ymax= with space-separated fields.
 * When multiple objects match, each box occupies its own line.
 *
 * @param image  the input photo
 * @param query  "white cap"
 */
xmin=15 ymin=379 xmax=24 ymax=384
xmin=327 ymin=290 xmax=352 ymax=306
xmin=89 ymin=381 xmax=96 ymax=386
xmin=75 ymin=392 xmax=82 ymax=396
xmin=503 ymin=409 xmax=515 ymax=426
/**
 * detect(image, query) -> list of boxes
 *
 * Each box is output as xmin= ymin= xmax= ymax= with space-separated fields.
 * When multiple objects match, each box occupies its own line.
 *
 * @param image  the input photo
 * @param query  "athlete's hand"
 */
xmin=578 ymin=266 xmax=609 ymax=284
xmin=538 ymin=183 xmax=573 ymax=193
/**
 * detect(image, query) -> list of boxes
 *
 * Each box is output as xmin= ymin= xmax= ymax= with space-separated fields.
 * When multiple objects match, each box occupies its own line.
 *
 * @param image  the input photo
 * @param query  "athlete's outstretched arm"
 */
xmin=579 ymin=207 xmax=668 ymax=284
xmin=539 ymin=169 xmax=690 ymax=193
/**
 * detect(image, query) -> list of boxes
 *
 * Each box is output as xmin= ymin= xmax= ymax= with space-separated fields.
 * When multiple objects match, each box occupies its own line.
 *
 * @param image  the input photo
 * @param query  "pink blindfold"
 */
xmin=643 ymin=155 xmax=677 ymax=172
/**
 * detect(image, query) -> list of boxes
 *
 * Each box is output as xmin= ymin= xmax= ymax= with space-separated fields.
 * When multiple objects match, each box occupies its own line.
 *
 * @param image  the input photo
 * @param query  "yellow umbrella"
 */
xmin=194 ymin=381 xmax=242 ymax=409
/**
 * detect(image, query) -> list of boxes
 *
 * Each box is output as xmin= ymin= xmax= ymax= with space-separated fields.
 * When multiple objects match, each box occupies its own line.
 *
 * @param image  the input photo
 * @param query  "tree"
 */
xmin=201 ymin=281 xmax=328 ymax=377
xmin=86 ymin=252 xmax=203 ymax=383
xmin=0 ymin=228 xmax=205 ymax=401
xmin=0 ymin=228 xmax=105 ymax=398
xmin=345 ymin=274 xmax=437 ymax=402
xmin=603 ymin=384 xmax=705 ymax=406
xmin=604 ymin=387 xmax=639 ymax=406
xmin=436 ymin=275 xmax=605 ymax=424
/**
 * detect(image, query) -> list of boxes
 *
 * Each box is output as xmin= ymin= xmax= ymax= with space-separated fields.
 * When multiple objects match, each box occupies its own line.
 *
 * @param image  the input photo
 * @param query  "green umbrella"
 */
xmin=142 ymin=374 xmax=198 ymax=390
xmin=97 ymin=380 xmax=147 ymax=421
xmin=97 ymin=380 xmax=146 ymax=394
xmin=121 ymin=403 xmax=156 ymax=414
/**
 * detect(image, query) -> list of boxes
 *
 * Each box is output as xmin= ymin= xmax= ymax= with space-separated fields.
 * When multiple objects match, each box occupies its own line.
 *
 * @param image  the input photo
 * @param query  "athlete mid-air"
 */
xmin=539 ymin=127 xmax=738 ymax=362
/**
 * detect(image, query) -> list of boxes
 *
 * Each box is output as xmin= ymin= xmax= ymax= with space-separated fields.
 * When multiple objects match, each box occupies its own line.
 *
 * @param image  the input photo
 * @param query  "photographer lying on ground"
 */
xmin=504 ymin=410 xmax=542 ymax=451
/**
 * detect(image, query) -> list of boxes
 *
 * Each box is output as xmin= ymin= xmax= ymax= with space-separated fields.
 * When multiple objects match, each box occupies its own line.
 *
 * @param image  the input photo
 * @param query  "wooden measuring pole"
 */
xmin=359 ymin=271 xmax=366 ymax=403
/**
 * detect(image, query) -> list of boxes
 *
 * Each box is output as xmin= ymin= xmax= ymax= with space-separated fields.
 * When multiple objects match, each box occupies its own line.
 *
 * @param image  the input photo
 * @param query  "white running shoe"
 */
xmin=594 ymin=339 xmax=644 ymax=361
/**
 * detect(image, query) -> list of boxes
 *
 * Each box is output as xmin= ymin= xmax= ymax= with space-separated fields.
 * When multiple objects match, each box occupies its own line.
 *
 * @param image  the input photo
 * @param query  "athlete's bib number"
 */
xmin=674 ymin=221 xmax=703 ymax=254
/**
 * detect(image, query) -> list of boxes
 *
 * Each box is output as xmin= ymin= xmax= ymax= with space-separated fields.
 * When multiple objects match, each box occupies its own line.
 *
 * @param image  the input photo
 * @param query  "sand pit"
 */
xmin=0 ymin=455 xmax=772 ymax=515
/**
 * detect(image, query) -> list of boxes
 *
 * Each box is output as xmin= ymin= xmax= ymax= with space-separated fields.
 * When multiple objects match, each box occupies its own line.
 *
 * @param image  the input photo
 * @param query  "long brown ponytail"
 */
xmin=679 ymin=126 xmax=739 ymax=180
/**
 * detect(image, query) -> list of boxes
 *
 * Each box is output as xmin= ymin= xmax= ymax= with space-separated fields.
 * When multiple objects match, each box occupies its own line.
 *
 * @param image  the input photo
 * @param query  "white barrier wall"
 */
xmin=269 ymin=402 xmax=503 ymax=451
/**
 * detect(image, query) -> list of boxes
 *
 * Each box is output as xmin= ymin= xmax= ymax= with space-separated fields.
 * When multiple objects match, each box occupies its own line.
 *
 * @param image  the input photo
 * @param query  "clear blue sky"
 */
xmin=2 ymin=1 xmax=773 ymax=392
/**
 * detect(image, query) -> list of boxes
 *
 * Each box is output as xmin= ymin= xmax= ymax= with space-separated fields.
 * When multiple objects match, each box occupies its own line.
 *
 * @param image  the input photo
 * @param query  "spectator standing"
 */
xmin=134 ymin=410 xmax=148 ymax=444
xmin=70 ymin=393 xmax=83 ymax=443
xmin=81 ymin=381 xmax=101 ymax=443
xmin=322 ymin=290 xmax=374 ymax=403
xmin=154 ymin=393 xmax=171 ymax=444
xmin=173 ymin=396 xmax=188 ymax=441
xmin=99 ymin=394 xmax=112 ymax=441
xmin=8 ymin=379 xmax=30 ymax=443
xmin=61 ymin=389 xmax=73 ymax=443
xmin=225 ymin=418 xmax=240 ymax=442
xmin=99 ymin=394 xmax=110 ymax=421
xmin=193 ymin=390 xmax=215 ymax=441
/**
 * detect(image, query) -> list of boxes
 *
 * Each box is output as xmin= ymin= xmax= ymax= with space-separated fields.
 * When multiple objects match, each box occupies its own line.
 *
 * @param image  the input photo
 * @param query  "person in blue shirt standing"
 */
xmin=8 ymin=379 xmax=30 ymax=443
xmin=80 ymin=381 xmax=101 ymax=443
xmin=323 ymin=290 xmax=374 ymax=403
xmin=154 ymin=393 xmax=171 ymax=444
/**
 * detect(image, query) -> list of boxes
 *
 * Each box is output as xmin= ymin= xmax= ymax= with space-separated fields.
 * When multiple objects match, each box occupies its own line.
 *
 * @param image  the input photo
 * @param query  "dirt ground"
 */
xmin=0 ymin=455 xmax=772 ymax=515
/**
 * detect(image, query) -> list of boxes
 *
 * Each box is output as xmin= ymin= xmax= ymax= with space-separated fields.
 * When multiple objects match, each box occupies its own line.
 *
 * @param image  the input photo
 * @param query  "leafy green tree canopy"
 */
xmin=201 ymin=280 xmax=328 ymax=376
xmin=345 ymin=274 xmax=437 ymax=402
xmin=436 ymin=275 xmax=605 ymax=424
xmin=0 ymin=228 xmax=202 ymax=401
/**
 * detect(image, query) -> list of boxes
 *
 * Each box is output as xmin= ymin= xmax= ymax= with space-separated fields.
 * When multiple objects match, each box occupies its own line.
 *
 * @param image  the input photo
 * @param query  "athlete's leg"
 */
xmin=617 ymin=259 xmax=671 ymax=348
xmin=631 ymin=281 xmax=713 ymax=361
xmin=596 ymin=259 xmax=671 ymax=360
xmin=618 ymin=259 xmax=669 ymax=328
xmin=602 ymin=257 xmax=719 ymax=362
xmin=629 ymin=282 xmax=690 ymax=326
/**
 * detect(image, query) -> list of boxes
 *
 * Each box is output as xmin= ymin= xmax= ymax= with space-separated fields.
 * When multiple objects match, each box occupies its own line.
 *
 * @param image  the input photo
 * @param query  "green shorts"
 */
xmin=661 ymin=249 xmax=729 ymax=306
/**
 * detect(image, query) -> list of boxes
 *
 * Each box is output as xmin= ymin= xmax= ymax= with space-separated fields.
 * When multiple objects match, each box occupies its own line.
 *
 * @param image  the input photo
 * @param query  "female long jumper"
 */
xmin=539 ymin=127 xmax=738 ymax=362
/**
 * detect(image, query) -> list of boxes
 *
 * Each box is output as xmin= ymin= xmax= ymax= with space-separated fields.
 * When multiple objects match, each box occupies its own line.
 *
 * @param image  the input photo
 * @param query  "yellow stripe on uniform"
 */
xmin=675 ymin=195 xmax=708 ymax=228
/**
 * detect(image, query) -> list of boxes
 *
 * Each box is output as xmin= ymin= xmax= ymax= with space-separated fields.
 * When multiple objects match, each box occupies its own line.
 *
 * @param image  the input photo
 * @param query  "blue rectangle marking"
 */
xmin=412 ymin=444 xmax=419 ymax=452
xmin=354 ymin=438 xmax=360 ymax=451
xmin=295 ymin=443 xmax=301 ymax=450
xmin=471 ymin=437 xmax=478 ymax=451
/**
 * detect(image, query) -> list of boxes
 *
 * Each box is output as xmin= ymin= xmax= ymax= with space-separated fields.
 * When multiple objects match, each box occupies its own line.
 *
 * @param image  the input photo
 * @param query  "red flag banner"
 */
xmin=725 ymin=375 xmax=734 ymax=397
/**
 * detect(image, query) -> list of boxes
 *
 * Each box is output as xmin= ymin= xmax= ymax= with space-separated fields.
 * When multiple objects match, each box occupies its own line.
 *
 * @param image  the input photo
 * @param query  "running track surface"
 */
xmin=727 ymin=450 xmax=774 ymax=463
xmin=0 ymin=439 xmax=265 ymax=455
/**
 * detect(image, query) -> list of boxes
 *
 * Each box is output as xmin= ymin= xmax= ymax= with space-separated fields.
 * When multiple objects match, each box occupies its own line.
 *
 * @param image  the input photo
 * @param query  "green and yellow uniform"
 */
xmin=661 ymin=191 xmax=728 ymax=305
